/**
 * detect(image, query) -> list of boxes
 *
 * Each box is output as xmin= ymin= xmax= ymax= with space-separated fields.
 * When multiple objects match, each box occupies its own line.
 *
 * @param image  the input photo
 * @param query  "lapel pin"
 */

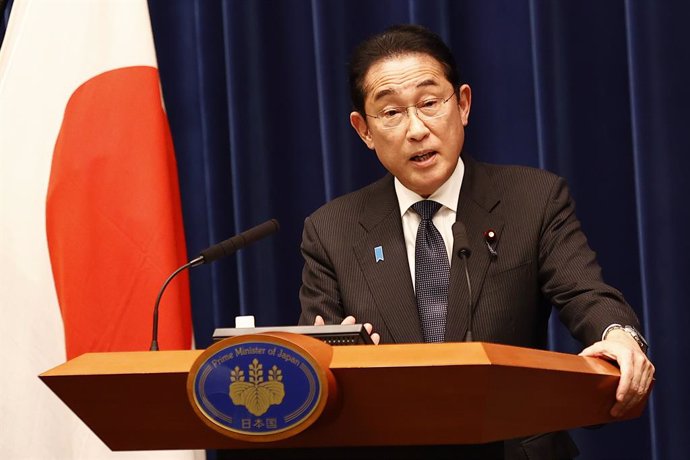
xmin=374 ymin=246 xmax=384 ymax=263
xmin=484 ymin=229 xmax=498 ymax=257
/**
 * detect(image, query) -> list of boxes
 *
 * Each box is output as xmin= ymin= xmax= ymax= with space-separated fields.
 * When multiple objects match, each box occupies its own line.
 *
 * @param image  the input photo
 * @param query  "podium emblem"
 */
xmin=229 ymin=359 xmax=285 ymax=416
xmin=188 ymin=334 xmax=330 ymax=441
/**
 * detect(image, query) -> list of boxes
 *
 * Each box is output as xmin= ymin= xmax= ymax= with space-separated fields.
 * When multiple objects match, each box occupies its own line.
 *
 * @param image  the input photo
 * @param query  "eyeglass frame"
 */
xmin=365 ymin=92 xmax=457 ymax=129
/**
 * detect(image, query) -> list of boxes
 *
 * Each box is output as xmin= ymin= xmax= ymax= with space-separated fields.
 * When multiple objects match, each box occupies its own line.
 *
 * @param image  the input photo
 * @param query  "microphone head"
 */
xmin=452 ymin=221 xmax=472 ymax=257
xmin=199 ymin=219 xmax=280 ymax=264
xmin=199 ymin=244 xmax=226 ymax=263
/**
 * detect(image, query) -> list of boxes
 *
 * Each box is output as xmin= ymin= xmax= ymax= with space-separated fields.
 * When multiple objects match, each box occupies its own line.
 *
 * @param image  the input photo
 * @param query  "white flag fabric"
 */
xmin=0 ymin=1 xmax=201 ymax=458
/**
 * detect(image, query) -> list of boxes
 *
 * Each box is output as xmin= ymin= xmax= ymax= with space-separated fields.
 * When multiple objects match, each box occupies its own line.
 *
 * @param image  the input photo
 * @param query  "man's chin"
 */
xmin=405 ymin=178 xmax=445 ymax=198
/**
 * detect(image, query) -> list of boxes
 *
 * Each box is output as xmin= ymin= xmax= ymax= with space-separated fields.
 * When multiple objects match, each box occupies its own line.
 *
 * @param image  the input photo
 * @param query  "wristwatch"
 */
xmin=602 ymin=324 xmax=649 ymax=354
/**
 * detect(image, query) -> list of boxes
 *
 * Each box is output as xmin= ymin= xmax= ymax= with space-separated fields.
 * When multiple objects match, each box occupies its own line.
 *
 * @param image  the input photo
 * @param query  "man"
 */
xmin=299 ymin=24 xmax=654 ymax=458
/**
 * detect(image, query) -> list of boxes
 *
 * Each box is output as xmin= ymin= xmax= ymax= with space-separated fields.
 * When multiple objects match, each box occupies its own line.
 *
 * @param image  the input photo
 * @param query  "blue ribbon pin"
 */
xmin=374 ymin=246 xmax=384 ymax=263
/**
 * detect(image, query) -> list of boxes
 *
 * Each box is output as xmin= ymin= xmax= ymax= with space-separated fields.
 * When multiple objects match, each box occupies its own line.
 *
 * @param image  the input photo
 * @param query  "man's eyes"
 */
xmin=379 ymin=98 xmax=441 ymax=117
xmin=419 ymin=99 xmax=440 ymax=109
xmin=381 ymin=108 xmax=405 ymax=118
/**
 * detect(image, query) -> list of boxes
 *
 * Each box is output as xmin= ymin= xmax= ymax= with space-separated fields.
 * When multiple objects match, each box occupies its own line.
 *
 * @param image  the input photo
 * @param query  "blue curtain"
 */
xmin=150 ymin=0 xmax=688 ymax=458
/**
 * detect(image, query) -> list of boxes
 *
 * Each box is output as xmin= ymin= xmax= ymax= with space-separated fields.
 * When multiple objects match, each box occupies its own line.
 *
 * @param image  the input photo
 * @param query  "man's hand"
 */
xmin=579 ymin=330 xmax=655 ymax=417
xmin=314 ymin=315 xmax=380 ymax=345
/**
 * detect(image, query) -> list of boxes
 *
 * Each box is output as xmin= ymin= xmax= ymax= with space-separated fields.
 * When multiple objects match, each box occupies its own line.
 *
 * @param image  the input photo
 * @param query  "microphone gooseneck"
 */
xmin=149 ymin=261 xmax=194 ymax=351
xmin=149 ymin=219 xmax=280 ymax=351
xmin=452 ymin=222 xmax=474 ymax=342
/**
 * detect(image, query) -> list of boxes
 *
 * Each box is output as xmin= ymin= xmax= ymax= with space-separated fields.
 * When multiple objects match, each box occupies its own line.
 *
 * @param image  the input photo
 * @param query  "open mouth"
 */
xmin=411 ymin=151 xmax=437 ymax=162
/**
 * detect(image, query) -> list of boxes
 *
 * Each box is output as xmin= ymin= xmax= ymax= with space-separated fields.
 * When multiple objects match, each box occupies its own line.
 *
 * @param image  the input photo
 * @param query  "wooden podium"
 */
xmin=40 ymin=340 xmax=647 ymax=452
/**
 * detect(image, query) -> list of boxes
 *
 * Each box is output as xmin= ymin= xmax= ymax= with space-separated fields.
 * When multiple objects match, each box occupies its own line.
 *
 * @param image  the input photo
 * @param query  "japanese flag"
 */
xmin=0 ymin=0 xmax=199 ymax=458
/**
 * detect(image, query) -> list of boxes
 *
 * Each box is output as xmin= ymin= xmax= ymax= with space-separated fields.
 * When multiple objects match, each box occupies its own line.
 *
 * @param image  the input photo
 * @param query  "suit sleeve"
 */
xmin=298 ymin=216 xmax=346 ymax=325
xmin=538 ymin=177 xmax=642 ymax=345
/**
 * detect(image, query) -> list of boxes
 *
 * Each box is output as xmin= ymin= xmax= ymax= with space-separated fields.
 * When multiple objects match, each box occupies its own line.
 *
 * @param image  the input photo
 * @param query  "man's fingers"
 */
xmin=580 ymin=340 xmax=654 ymax=418
xmin=642 ymin=361 xmax=656 ymax=393
xmin=363 ymin=323 xmax=380 ymax=344
xmin=579 ymin=343 xmax=616 ymax=361
xmin=611 ymin=348 xmax=635 ymax=416
xmin=341 ymin=316 xmax=356 ymax=325
xmin=315 ymin=315 xmax=379 ymax=344
xmin=616 ymin=351 xmax=634 ymax=399
xmin=622 ymin=356 xmax=655 ymax=411
xmin=610 ymin=400 xmax=627 ymax=418
xmin=611 ymin=349 xmax=655 ymax=417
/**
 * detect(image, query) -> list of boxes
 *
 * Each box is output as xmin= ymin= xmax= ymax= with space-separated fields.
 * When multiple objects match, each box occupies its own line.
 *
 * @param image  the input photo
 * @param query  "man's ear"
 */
xmin=457 ymin=84 xmax=472 ymax=127
xmin=350 ymin=111 xmax=375 ymax=150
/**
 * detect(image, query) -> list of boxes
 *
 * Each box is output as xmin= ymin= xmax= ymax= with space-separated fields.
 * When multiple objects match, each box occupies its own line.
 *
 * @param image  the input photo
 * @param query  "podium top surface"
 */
xmin=42 ymin=341 xmax=618 ymax=377
xmin=40 ymin=341 xmax=638 ymax=451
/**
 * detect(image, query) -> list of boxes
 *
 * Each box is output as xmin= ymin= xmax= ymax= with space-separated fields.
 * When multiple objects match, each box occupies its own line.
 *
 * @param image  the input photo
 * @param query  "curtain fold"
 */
xmin=147 ymin=1 xmax=689 ymax=458
xmin=624 ymin=1 xmax=690 ymax=457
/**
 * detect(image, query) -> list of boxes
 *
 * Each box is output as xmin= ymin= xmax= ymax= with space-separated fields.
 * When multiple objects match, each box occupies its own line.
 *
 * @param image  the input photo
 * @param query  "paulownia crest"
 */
xmin=229 ymin=358 xmax=285 ymax=416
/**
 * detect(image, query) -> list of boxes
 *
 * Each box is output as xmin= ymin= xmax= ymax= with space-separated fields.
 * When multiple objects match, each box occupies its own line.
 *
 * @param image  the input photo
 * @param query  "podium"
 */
xmin=40 ymin=339 xmax=647 ymax=452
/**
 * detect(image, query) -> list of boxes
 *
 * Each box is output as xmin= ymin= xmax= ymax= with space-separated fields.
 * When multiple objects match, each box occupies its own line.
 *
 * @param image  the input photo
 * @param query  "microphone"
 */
xmin=452 ymin=221 xmax=474 ymax=342
xmin=192 ymin=218 xmax=280 ymax=266
xmin=149 ymin=219 xmax=280 ymax=351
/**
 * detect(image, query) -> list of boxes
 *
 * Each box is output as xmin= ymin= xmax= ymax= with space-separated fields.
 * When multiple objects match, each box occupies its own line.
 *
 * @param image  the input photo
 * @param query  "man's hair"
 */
xmin=348 ymin=24 xmax=461 ymax=116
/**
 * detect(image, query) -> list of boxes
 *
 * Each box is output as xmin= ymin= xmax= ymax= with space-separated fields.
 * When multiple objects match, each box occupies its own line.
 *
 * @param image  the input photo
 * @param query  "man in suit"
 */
xmin=298 ymin=24 xmax=654 ymax=458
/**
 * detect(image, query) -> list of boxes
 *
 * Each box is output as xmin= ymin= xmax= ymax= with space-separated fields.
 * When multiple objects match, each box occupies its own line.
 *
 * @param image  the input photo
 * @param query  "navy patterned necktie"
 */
xmin=411 ymin=200 xmax=449 ymax=342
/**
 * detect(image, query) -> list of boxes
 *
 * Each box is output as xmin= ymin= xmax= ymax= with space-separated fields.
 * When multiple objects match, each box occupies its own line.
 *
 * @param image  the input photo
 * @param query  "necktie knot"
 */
xmin=412 ymin=200 xmax=442 ymax=221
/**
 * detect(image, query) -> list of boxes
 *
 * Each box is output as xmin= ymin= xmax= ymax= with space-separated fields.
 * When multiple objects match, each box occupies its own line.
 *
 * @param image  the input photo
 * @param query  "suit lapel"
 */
xmin=353 ymin=176 xmax=423 ymax=343
xmin=445 ymin=157 xmax=504 ymax=342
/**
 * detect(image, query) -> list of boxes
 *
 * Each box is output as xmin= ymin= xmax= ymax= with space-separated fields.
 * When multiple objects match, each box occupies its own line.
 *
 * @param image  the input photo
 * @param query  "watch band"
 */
xmin=602 ymin=323 xmax=649 ymax=354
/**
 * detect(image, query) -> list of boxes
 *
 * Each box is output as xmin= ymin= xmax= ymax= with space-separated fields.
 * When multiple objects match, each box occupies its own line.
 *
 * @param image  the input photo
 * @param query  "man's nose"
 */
xmin=406 ymin=107 xmax=430 ymax=140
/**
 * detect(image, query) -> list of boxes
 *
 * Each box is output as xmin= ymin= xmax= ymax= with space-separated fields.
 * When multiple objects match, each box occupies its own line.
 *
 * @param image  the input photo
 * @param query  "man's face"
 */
xmin=350 ymin=53 xmax=471 ymax=197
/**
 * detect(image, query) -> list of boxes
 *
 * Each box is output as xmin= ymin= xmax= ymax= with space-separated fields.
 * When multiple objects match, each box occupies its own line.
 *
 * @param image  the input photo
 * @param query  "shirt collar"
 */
xmin=394 ymin=155 xmax=465 ymax=216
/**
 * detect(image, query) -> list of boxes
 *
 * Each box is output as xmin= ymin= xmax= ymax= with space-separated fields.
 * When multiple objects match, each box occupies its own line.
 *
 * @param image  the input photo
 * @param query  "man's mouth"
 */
xmin=411 ymin=151 xmax=437 ymax=162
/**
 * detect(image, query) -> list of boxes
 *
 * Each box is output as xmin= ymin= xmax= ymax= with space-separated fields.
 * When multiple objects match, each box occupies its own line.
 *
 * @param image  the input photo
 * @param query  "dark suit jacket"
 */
xmin=298 ymin=156 xmax=641 ymax=458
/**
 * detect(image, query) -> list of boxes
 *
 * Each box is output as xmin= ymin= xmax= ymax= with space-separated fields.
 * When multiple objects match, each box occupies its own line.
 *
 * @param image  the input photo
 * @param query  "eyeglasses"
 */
xmin=366 ymin=92 xmax=456 ymax=129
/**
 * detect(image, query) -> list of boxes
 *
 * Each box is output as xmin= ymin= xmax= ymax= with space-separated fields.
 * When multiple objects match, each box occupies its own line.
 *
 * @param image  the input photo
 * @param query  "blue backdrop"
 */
xmin=145 ymin=1 xmax=689 ymax=458
xmin=2 ymin=0 xmax=685 ymax=458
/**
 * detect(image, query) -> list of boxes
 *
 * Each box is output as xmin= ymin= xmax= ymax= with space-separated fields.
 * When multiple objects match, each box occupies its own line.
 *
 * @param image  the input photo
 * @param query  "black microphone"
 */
xmin=452 ymin=221 xmax=474 ymax=342
xmin=149 ymin=219 xmax=280 ymax=351
xmin=193 ymin=218 xmax=280 ymax=266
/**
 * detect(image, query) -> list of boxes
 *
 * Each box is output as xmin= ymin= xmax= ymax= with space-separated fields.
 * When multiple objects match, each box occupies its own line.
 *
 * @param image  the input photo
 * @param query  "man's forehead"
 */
xmin=363 ymin=53 xmax=448 ymax=102
xmin=371 ymin=79 xmax=441 ymax=102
